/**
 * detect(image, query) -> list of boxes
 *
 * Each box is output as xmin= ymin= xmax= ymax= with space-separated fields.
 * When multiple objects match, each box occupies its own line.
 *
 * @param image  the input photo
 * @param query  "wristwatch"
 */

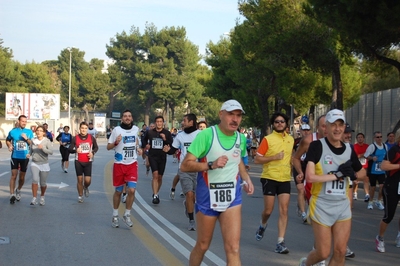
xmin=208 ymin=161 xmax=214 ymax=170
xmin=334 ymin=171 xmax=344 ymax=180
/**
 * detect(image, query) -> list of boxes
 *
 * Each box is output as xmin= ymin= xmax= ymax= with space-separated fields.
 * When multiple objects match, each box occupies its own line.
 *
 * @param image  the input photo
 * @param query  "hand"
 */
xmin=160 ymin=133 xmax=166 ymax=141
xmin=275 ymin=150 xmax=284 ymax=160
xmin=296 ymin=173 xmax=304 ymax=181
xmin=163 ymin=145 xmax=170 ymax=152
xmin=37 ymin=144 xmax=43 ymax=149
xmin=88 ymin=152 xmax=94 ymax=159
xmin=241 ymin=178 xmax=254 ymax=195
xmin=26 ymin=154 xmax=30 ymax=158
xmin=21 ymin=133 xmax=27 ymax=140
xmin=338 ymin=160 xmax=356 ymax=180
xmin=77 ymin=147 xmax=82 ymax=153
xmin=214 ymin=155 xmax=229 ymax=169
xmin=115 ymin=134 xmax=122 ymax=144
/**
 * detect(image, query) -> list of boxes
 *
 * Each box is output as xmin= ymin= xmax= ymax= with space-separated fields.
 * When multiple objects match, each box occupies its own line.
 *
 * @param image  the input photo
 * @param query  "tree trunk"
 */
xmin=331 ymin=59 xmax=343 ymax=110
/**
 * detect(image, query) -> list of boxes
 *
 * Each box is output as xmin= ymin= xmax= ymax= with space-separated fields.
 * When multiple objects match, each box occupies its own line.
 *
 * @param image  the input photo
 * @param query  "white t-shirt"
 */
xmin=108 ymin=125 xmax=139 ymax=165
xmin=172 ymin=129 xmax=200 ymax=168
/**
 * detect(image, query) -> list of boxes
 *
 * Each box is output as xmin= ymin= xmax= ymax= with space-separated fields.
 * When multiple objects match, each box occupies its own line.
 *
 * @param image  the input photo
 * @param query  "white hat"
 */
xmin=220 ymin=100 xmax=245 ymax=114
xmin=300 ymin=124 xmax=311 ymax=130
xmin=326 ymin=109 xmax=346 ymax=123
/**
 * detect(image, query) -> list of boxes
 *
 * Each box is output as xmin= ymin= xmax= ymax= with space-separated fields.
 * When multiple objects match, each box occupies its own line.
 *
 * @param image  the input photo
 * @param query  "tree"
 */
xmin=305 ymin=0 xmax=400 ymax=77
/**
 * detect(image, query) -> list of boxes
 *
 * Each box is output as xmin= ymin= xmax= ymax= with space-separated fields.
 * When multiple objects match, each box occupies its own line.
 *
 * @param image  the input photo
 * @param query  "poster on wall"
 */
xmin=94 ymin=113 xmax=106 ymax=132
xmin=5 ymin=93 xmax=60 ymax=120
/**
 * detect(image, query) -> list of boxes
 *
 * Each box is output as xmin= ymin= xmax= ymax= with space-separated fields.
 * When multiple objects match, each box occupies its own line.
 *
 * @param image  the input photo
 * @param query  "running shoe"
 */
xmin=395 ymin=235 xmax=400 ymax=248
xmin=84 ymin=187 xmax=89 ymax=197
xmin=146 ymin=167 xmax=150 ymax=176
xmin=183 ymin=200 xmax=188 ymax=218
xmin=30 ymin=197 xmax=37 ymax=205
xmin=298 ymin=257 xmax=306 ymax=266
xmin=170 ymin=188 xmax=175 ymax=200
xmin=301 ymin=212 xmax=307 ymax=223
xmin=315 ymin=261 xmax=326 ymax=266
xmin=345 ymin=246 xmax=355 ymax=258
xmin=123 ymin=214 xmax=133 ymax=227
xmin=152 ymin=195 xmax=160 ymax=204
xmin=10 ymin=194 xmax=16 ymax=204
xmin=367 ymin=202 xmax=373 ymax=210
xmin=15 ymin=189 xmax=21 ymax=201
xmin=375 ymin=235 xmax=385 ymax=253
xmin=353 ymin=192 xmax=357 ymax=200
xmin=122 ymin=194 xmax=127 ymax=203
xmin=255 ymin=224 xmax=267 ymax=241
xmin=112 ymin=216 xmax=119 ymax=228
xmin=188 ymin=220 xmax=196 ymax=231
xmin=296 ymin=205 xmax=302 ymax=217
xmin=78 ymin=196 xmax=84 ymax=203
xmin=275 ymin=241 xmax=289 ymax=254
xmin=180 ymin=191 xmax=184 ymax=198
xmin=39 ymin=197 xmax=45 ymax=206
xmin=64 ymin=169 xmax=68 ymax=173
xmin=376 ymin=201 xmax=384 ymax=210
xmin=364 ymin=194 xmax=370 ymax=202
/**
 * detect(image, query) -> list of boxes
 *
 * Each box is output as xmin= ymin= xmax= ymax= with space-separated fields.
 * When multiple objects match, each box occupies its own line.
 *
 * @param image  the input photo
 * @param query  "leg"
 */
xmin=17 ymin=171 xmax=26 ymax=190
xmin=31 ymin=166 xmax=40 ymax=198
xmin=329 ymin=220 xmax=351 ymax=266
xmin=39 ymin=171 xmax=49 ymax=197
xmin=77 ymin=175 xmax=84 ymax=196
xmin=296 ymin=183 xmax=306 ymax=213
xmin=363 ymin=180 xmax=370 ymax=197
xmin=369 ymin=186 xmax=376 ymax=202
xmin=156 ymin=174 xmax=163 ymax=193
xmin=125 ymin=187 xmax=136 ymax=210
xmin=9 ymin=169 xmax=18 ymax=194
xmin=189 ymin=212 xmax=218 ymax=266
xmin=305 ymin=222 xmax=332 ymax=266
xmin=378 ymin=184 xmax=384 ymax=201
xmin=172 ymin=174 xmax=180 ymax=189
xmin=261 ymin=195 xmax=275 ymax=224
xmin=152 ymin=171 xmax=160 ymax=194
xmin=113 ymin=189 xmax=122 ymax=209
xmin=219 ymin=205 xmax=242 ymax=265
xmin=277 ymin=193 xmax=290 ymax=239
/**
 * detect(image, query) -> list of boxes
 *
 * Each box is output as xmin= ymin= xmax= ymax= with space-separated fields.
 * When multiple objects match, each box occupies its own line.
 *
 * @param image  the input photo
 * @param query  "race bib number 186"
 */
xmin=209 ymin=182 xmax=236 ymax=212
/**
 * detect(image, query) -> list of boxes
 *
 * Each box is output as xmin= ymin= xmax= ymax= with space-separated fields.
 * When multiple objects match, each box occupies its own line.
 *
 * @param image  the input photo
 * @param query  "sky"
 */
xmin=0 ymin=0 xmax=242 ymax=63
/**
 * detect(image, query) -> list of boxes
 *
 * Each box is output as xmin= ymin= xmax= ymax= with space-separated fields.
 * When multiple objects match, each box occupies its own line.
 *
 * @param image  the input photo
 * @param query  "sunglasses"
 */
xmin=274 ymin=120 xmax=286 ymax=124
xmin=375 ymin=136 xmax=382 ymax=138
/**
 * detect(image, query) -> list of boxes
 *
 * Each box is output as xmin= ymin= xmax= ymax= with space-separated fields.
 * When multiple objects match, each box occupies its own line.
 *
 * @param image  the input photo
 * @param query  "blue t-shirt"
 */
xmin=6 ymin=127 xmax=34 ymax=159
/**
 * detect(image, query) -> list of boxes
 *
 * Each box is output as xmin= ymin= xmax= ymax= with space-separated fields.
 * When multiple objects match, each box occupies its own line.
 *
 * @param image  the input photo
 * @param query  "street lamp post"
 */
xmin=67 ymin=47 xmax=72 ymax=126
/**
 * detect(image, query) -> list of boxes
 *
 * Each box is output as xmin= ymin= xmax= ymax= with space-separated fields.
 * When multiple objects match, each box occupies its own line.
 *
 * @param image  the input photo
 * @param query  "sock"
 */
xmin=124 ymin=209 xmax=131 ymax=216
xmin=277 ymin=237 xmax=284 ymax=244
xmin=171 ymin=188 xmax=175 ymax=192
xmin=188 ymin=212 xmax=194 ymax=221
xmin=113 ymin=209 xmax=118 ymax=216
xmin=122 ymin=193 xmax=126 ymax=197
xmin=260 ymin=221 xmax=267 ymax=228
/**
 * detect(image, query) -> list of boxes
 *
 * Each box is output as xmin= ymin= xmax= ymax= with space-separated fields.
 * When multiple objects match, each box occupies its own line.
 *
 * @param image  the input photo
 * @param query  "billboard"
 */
xmin=94 ymin=113 xmax=106 ymax=132
xmin=5 ymin=93 xmax=60 ymax=120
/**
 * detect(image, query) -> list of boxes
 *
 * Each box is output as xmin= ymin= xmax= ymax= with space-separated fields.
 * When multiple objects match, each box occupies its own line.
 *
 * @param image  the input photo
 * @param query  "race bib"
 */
xmin=123 ymin=146 xmax=135 ymax=159
xmin=79 ymin=143 xmax=90 ymax=153
xmin=152 ymin=138 xmax=163 ymax=149
xmin=374 ymin=162 xmax=382 ymax=172
xmin=209 ymin=181 xmax=236 ymax=212
xmin=16 ymin=141 xmax=27 ymax=151
xmin=325 ymin=180 xmax=346 ymax=195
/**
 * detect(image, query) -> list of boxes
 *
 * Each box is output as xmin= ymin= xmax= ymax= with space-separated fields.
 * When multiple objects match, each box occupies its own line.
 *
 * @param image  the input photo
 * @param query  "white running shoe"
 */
xmin=78 ymin=196 xmax=84 ymax=203
xmin=16 ymin=189 xmax=21 ymax=201
xmin=367 ymin=202 xmax=373 ymax=210
xmin=123 ymin=214 xmax=133 ymax=227
xmin=188 ymin=220 xmax=196 ymax=231
xmin=39 ymin=197 xmax=45 ymax=206
xmin=30 ymin=197 xmax=37 ymax=205
xmin=375 ymin=235 xmax=385 ymax=253
xmin=353 ymin=193 xmax=357 ymax=200
xmin=84 ymin=187 xmax=89 ymax=197
xmin=112 ymin=216 xmax=119 ymax=228
xmin=122 ymin=194 xmax=127 ymax=203
xmin=395 ymin=235 xmax=400 ymax=248
xmin=376 ymin=201 xmax=384 ymax=210
xmin=298 ymin=257 xmax=306 ymax=266
xmin=169 ymin=188 xmax=175 ymax=200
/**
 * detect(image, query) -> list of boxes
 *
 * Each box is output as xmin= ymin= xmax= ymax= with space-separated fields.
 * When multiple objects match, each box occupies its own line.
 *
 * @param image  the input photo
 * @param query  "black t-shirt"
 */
xmin=305 ymin=137 xmax=362 ymax=173
xmin=144 ymin=128 xmax=173 ymax=157
xmin=385 ymin=144 xmax=400 ymax=191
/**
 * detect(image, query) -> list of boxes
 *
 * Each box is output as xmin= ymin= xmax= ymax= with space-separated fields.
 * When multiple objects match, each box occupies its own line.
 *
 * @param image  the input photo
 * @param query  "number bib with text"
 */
xmin=152 ymin=138 xmax=163 ymax=149
xmin=123 ymin=146 xmax=135 ymax=159
xmin=79 ymin=143 xmax=90 ymax=153
xmin=16 ymin=141 xmax=27 ymax=151
xmin=209 ymin=182 xmax=236 ymax=212
xmin=325 ymin=180 xmax=346 ymax=195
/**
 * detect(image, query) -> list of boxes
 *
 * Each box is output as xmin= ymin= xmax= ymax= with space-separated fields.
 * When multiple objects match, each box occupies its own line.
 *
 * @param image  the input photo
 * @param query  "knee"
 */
xmin=224 ymin=241 xmax=240 ymax=256
xmin=332 ymin=245 xmax=347 ymax=258
xmin=127 ymin=187 xmax=136 ymax=195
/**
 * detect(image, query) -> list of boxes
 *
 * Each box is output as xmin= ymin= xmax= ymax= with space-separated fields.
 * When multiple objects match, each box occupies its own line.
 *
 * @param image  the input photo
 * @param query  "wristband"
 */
xmin=114 ymin=141 xmax=119 ymax=146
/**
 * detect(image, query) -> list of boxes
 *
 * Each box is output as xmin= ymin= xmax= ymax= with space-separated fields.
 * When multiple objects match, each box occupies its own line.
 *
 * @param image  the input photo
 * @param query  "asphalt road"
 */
xmin=0 ymin=138 xmax=399 ymax=265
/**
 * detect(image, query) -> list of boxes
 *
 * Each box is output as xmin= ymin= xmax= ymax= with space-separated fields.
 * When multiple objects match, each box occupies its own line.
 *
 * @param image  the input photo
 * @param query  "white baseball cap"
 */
xmin=326 ymin=109 xmax=346 ymax=123
xmin=300 ymin=124 xmax=311 ymax=130
xmin=220 ymin=100 xmax=245 ymax=114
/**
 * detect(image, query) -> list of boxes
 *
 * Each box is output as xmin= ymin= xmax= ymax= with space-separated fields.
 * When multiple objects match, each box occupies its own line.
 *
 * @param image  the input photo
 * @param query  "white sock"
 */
xmin=113 ymin=209 xmax=118 ymax=216
xmin=124 ymin=209 xmax=131 ymax=216
xmin=278 ymin=237 xmax=284 ymax=244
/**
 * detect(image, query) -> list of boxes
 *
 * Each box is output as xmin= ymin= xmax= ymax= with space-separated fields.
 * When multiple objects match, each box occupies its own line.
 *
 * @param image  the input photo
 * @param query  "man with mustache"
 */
xmin=254 ymin=112 xmax=294 ymax=254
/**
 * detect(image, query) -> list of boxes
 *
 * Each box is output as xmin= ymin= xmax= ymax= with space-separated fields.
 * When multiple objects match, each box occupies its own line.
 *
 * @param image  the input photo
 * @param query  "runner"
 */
xmin=143 ymin=116 xmax=173 ymax=204
xmin=180 ymin=99 xmax=254 ymax=265
xmin=352 ymin=133 xmax=370 ymax=202
xmin=28 ymin=126 xmax=53 ymax=206
xmin=55 ymin=125 xmax=72 ymax=173
xmin=68 ymin=122 xmax=99 ymax=203
xmin=5 ymin=115 xmax=34 ymax=204
xmin=107 ymin=109 xmax=142 ymax=228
